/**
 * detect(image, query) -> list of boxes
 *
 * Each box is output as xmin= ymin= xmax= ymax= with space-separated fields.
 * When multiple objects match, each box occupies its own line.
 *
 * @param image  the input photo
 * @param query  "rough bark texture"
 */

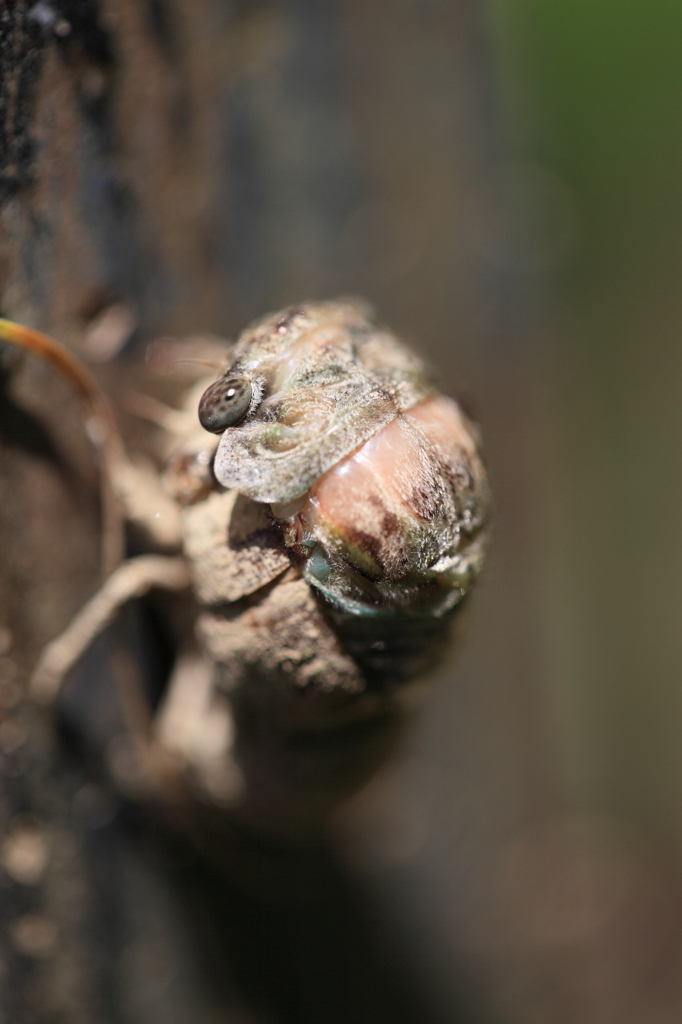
xmin=0 ymin=2 xmax=494 ymax=1022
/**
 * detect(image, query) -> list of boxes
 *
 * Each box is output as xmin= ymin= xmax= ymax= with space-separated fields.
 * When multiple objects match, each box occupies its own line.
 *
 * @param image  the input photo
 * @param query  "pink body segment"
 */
xmin=298 ymin=395 xmax=476 ymax=582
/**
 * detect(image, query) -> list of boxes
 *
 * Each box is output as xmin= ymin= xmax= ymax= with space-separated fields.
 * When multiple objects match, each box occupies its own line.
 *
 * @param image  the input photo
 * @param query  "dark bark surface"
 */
xmin=0 ymin=3 xmax=494 ymax=1021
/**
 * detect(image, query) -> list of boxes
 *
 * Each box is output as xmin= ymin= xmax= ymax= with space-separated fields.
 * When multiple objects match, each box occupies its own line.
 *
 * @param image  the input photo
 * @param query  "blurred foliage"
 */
xmin=488 ymin=0 xmax=682 ymax=827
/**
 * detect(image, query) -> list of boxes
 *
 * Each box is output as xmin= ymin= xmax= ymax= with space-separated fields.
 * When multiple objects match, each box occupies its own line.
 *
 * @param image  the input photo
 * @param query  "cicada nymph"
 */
xmin=200 ymin=300 xmax=488 ymax=688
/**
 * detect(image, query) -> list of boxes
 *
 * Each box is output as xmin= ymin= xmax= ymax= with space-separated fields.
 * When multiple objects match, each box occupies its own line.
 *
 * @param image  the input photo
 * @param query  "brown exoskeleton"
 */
xmin=0 ymin=301 xmax=488 ymax=844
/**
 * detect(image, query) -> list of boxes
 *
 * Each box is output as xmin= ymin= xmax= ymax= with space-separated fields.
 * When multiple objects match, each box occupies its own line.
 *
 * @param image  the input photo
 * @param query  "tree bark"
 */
xmin=0 ymin=2 xmax=496 ymax=1021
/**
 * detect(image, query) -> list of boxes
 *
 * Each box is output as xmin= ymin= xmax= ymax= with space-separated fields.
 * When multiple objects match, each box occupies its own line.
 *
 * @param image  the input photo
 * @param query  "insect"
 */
xmin=0 ymin=300 xmax=488 ymax=837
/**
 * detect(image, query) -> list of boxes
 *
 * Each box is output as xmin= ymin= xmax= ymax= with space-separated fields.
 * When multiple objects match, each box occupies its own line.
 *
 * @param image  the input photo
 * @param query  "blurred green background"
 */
xmin=492 ymin=0 xmax=682 ymax=828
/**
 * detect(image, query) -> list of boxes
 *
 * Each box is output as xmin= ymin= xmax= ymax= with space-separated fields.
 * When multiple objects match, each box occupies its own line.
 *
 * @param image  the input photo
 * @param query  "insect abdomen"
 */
xmin=295 ymin=394 xmax=487 ymax=684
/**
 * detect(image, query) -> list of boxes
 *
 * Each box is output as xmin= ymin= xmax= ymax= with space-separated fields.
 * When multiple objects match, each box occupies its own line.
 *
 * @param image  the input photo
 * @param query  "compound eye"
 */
xmin=198 ymin=375 xmax=253 ymax=433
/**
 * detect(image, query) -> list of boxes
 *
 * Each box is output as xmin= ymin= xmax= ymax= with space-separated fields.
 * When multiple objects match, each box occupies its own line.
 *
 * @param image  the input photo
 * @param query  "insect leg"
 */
xmin=114 ymin=457 xmax=183 ymax=549
xmin=30 ymin=555 xmax=190 ymax=703
xmin=154 ymin=649 xmax=243 ymax=804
